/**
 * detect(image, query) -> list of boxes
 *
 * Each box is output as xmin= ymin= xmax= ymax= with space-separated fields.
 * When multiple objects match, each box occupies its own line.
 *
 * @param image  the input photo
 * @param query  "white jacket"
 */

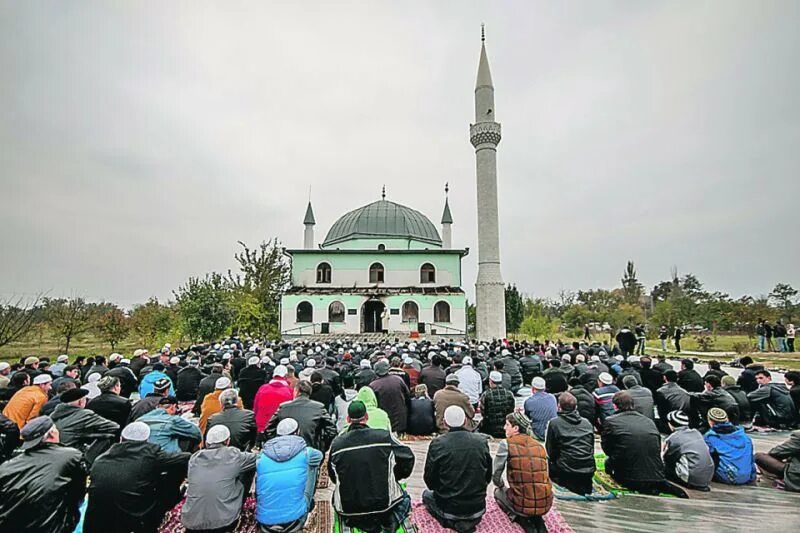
xmin=455 ymin=365 xmax=483 ymax=404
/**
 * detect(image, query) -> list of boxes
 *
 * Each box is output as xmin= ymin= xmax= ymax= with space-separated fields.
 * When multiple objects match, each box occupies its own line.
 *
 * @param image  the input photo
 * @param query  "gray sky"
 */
xmin=2 ymin=1 xmax=799 ymax=309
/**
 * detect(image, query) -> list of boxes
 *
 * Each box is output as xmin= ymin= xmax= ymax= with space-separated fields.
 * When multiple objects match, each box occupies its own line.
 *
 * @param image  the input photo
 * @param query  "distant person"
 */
xmin=673 ymin=326 xmax=683 ymax=353
xmin=662 ymin=411 xmax=714 ymax=491
xmin=615 ymin=325 xmax=637 ymax=357
xmin=659 ymin=325 xmax=669 ymax=352
xmin=765 ymin=321 xmax=774 ymax=352
xmin=787 ymin=323 xmax=796 ymax=353
xmin=545 ymin=392 xmax=596 ymax=495
xmin=635 ymin=323 xmax=646 ymax=355
xmin=775 ymin=320 xmax=788 ymax=353
xmin=703 ymin=408 xmax=756 ymax=485
xmin=756 ymin=319 xmax=767 ymax=352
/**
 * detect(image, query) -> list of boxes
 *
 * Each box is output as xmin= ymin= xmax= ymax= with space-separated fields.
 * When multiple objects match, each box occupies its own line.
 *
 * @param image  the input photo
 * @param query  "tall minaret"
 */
xmin=303 ymin=201 xmax=315 ymax=249
xmin=441 ymin=183 xmax=453 ymax=249
xmin=470 ymin=26 xmax=506 ymax=340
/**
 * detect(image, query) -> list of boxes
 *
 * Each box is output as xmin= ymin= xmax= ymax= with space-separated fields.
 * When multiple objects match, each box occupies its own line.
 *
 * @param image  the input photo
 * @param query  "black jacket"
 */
xmin=105 ymin=366 xmax=138 ymax=399
xmin=639 ymin=367 xmax=664 ymax=396
xmin=264 ymin=396 xmax=337 ymax=452
xmin=545 ymin=410 xmax=596 ymax=476
xmin=424 ymin=428 xmax=492 ymax=516
xmin=627 ymin=385 xmax=655 ymax=420
xmin=310 ymin=382 xmax=336 ymax=411
xmin=500 ymin=356 xmax=523 ymax=390
xmin=655 ymin=382 xmax=691 ymax=422
xmin=318 ymin=367 xmax=343 ymax=397
xmin=601 ymin=410 xmax=664 ymax=484
xmin=84 ymin=440 xmax=190 ymax=533
xmin=50 ymin=404 xmax=119 ymax=452
xmin=236 ymin=365 xmax=266 ymax=409
xmin=543 ymin=368 xmax=568 ymax=394
xmin=128 ymin=393 xmax=163 ymax=421
xmin=0 ymin=413 xmax=20 ymax=464
xmin=207 ymin=406 xmax=257 ymax=451
xmin=677 ymin=369 xmax=704 ymax=393
xmin=519 ymin=355 xmax=543 ymax=384
xmin=193 ymin=372 xmax=223 ymax=415
xmin=328 ymin=423 xmax=414 ymax=516
xmin=0 ymin=443 xmax=86 ymax=533
xmin=570 ymin=384 xmax=597 ymax=425
xmin=355 ymin=369 xmax=377 ymax=390
xmin=418 ymin=365 xmax=447 ymax=397
xmin=407 ymin=397 xmax=436 ymax=436
xmin=86 ymin=392 xmax=132 ymax=438
xmin=724 ymin=385 xmax=752 ymax=424
xmin=478 ymin=387 xmax=515 ymax=438
xmin=748 ymin=383 xmax=796 ymax=425
xmin=737 ymin=365 xmax=763 ymax=394
xmin=690 ymin=387 xmax=740 ymax=428
xmin=175 ymin=366 xmax=205 ymax=402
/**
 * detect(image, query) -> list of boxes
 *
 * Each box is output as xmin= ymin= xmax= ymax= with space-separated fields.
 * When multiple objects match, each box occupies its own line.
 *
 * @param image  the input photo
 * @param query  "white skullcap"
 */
xmin=206 ymin=424 xmax=230 ymax=445
xmin=170 ymin=357 xmax=180 ymax=365
xmin=462 ymin=356 xmax=473 ymax=365
xmin=403 ymin=357 xmax=413 ymax=365
xmin=532 ymin=377 xmax=546 ymax=390
xmin=33 ymin=374 xmax=53 ymax=384
xmin=133 ymin=349 xmax=147 ymax=357
xmin=57 ymin=354 xmax=69 ymax=363
xmin=248 ymin=356 xmax=260 ymax=366
xmin=440 ymin=351 xmax=448 ymax=357
xmin=576 ymin=354 xmax=586 ymax=362
xmin=615 ymin=355 xmax=624 ymax=362
xmin=590 ymin=355 xmax=600 ymax=362
xmin=277 ymin=417 xmax=299 ymax=436
xmin=360 ymin=359 xmax=371 ymax=369
xmin=599 ymin=372 xmax=613 ymax=385
xmin=214 ymin=343 xmax=221 ymax=350
xmin=260 ymin=357 xmax=271 ymax=365
xmin=109 ymin=353 xmax=122 ymax=362
xmin=280 ymin=358 xmax=290 ymax=365
xmin=87 ymin=373 xmax=101 ymax=383
xmin=121 ymin=421 xmax=151 ymax=442
xmin=0 ymin=362 xmax=10 ymax=371
xmin=489 ymin=371 xmax=503 ymax=383
xmin=222 ymin=353 xmax=232 ymax=360
xmin=273 ymin=365 xmax=288 ymax=377
xmin=501 ymin=349 xmax=510 ymax=356
xmin=306 ymin=359 xmax=316 ymax=368
xmin=315 ymin=346 xmax=321 ymax=352
xmin=562 ymin=354 xmax=571 ymax=361
xmin=215 ymin=377 xmax=232 ymax=389
xmin=629 ymin=355 xmax=640 ymax=363
xmin=444 ymin=405 xmax=466 ymax=428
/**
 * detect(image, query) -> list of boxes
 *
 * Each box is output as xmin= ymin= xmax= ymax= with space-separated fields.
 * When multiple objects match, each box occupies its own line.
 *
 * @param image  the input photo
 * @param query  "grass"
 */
xmin=0 ymin=333 xmax=173 ymax=363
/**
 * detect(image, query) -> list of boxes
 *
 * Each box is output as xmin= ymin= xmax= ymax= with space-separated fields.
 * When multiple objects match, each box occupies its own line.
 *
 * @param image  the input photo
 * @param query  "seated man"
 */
xmin=199 ymin=377 xmax=243 ymax=435
xmin=755 ymin=430 xmax=800 ymax=492
xmin=407 ymin=384 xmax=436 ymax=436
xmin=139 ymin=396 xmax=203 ymax=453
xmin=662 ymin=411 xmax=714 ymax=491
xmin=545 ymin=392 xmax=596 ymax=495
xmin=432 ymin=374 xmax=475 ymax=433
xmin=746 ymin=370 xmax=795 ymax=429
xmin=256 ymin=418 xmax=323 ymax=532
xmin=478 ymin=371 xmax=516 ymax=438
xmin=265 ymin=380 xmax=337 ymax=453
xmin=721 ymin=375 xmax=752 ymax=428
xmin=523 ymin=377 xmax=557 ymax=440
xmin=50 ymin=387 xmax=119 ymax=465
xmin=207 ymin=388 xmax=257 ymax=451
xmin=601 ymin=391 xmax=672 ymax=494
xmin=703 ymin=407 xmax=756 ymax=485
xmin=181 ymin=425 xmax=258 ymax=533
xmin=592 ymin=372 xmax=620 ymax=428
xmin=329 ymin=401 xmax=415 ymax=532
xmin=689 ymin=375 xmax=739 ymax=429
xmin=423 ymin=406 xmax=492 ymax=532
xmin=622 ymin=375 xmax=654 ymax=420
xmin=494 ymin=412 xmax=553 ymax=533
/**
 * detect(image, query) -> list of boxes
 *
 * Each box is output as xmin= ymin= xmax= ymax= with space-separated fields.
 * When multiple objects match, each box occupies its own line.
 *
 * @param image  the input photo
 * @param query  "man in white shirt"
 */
xmin=455 ymin=356 xmax=483 ymax=407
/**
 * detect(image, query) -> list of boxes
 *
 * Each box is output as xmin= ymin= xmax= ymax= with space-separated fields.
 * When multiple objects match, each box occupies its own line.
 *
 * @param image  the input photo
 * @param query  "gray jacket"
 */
xmin=627 ymin=385 xmax=655 ymax=420
xmin=663 ymin=426 xmax=714 ymax=489
xmin=181 ymin=445 xmax=258 ymax=530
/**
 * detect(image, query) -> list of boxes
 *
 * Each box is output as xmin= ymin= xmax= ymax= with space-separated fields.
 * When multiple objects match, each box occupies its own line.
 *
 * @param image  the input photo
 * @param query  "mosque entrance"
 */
xmin=362 ymin=300 xmax=385 ymax=333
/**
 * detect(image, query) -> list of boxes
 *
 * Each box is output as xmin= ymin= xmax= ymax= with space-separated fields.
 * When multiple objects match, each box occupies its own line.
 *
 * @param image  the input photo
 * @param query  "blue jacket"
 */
xmin=138 ymin=371 xmax=174 ymax=397
xmin=523 ymin=391 xmax=557 ymax=439
xmin=255 ymin=435 xmax=323 ymax=526
xmin=704 ymin=423 xmax=756 ymax=485
xmin=138 ymin=408 xmax=202 ymax=453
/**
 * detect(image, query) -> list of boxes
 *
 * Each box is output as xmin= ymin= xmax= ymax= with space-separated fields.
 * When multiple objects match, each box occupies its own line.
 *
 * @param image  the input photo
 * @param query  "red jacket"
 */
xmin=253 ymin=378 xmax=293 ymax=432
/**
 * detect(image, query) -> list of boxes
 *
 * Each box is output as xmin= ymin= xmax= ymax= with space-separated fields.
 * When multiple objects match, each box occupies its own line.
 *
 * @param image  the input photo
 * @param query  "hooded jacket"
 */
xmin=334 ymin=389 xmax=358 ymax=430
xmin=181 ymin=445 xmax=258 ymax=530
xmin=545 ymin=409 xmax=595 ymax=476
xmin=747 ymin=382 xmax=796 ymax=425
xmin=342 ymin=387 xmax=392 ymax=432
xmin=138 ymin=370 xmax=174 ymax=398
xmin=704 ymin=422 xmax=755 ymax=485
xmin=255 ymin=435 xmax=323 ymax=525
xmin=601 ymin=410 xmax=665 ymax=484
xmin=0 ymin=442 xmax=86 ymax=533
xmin=253 ymin=378 xmax=294 ymax=433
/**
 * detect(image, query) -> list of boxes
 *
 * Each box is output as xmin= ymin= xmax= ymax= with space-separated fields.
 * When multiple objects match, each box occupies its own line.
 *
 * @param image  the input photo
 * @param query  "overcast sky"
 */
xmin=2 ymin=1 xmax=798 ymax=309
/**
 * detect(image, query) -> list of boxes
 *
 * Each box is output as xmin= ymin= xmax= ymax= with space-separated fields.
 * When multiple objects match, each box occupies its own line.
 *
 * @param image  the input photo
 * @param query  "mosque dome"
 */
xmin=322 ymin=200 xmax=442 ymax=247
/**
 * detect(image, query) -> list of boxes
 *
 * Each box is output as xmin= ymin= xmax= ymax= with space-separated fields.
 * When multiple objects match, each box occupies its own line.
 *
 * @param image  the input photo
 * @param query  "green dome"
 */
xmin=322 ymin=200 xmax=442 ymax=247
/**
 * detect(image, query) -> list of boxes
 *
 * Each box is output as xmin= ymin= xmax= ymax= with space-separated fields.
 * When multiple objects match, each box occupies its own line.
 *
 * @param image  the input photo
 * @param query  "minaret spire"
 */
xmin=441 ymin=183 xmax=453 ymax=249
xmin=303 ymin=200 xmax=316 ymax=249
xmin=470 ymin=26 xmax=506 ymax=340
xmin=381 ymin=185 xmax=386 ymax=200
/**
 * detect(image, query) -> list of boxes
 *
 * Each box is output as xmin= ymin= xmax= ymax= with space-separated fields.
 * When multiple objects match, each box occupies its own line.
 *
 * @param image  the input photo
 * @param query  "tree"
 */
xmin=96 ymin=307 xmax=130 ymax=350
xmin=0 ymin=295 xmax=41 ymax=348
xmin=174 ymin=273 xmax=233 ymax=342
xmin=129 ymin=298 xmax=174 ymax=347
xmin=769 ymin=283 xmax=797 ymax=321
xmin=466 ymin=300 xmax=476 ymax=337
xmin=621 ymin=261 xmax=644 ymax=305
xmin=43 ymin=297 xmax=94 ymax=354
xmin=650 ymin=280 xmax=674 ymax=303
xmin=519 ymin=311 xmax=558 ymax=340
xmin=504 ymin=284 xmax=525 ymax=334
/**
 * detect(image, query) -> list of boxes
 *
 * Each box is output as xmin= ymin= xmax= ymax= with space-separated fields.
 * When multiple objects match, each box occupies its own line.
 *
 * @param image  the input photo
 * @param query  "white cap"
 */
xmin=306 ymin=358 xmax=316 ymax=368
xmin=260 ymin=357 xmax=271 ymax=365
xmin=280 ymin=358 xmax=290 ymax=365
xmin=277 ymin=417 xmax=299 ymax=436
xmin=121 ymin=421 xmax=151 ymax=442
xmin=462 ymin=356 xmax=473 ymax=365
xmin=206 ymin=424 xmax=230 ymax=445
xmin=562 ymin=354 xmax=571 ymax=361
xmin=121 ymin=358 xmax=131 ymax=364
xmin=87 ymin=373 xmax=101 ymax=383
xmin=222 ymin=353 xmax=232 ymax=360
xmin=214 ymin=343 xmax=221 ymax=350
xmin=403 ymin=356 xmax=413 ymax=365
xmin=532 ymin=377 xmax=546 ymax=390
xmin=248 ymin=356 xmax=260 ymax=366
xmin=629 ymin=355 xmax=640 ymax=363
xmin=0 ymin=362 xmax=10 ymax=371
xmin=590 ymin=355 xmax=600 ymax=362
xmin=501 ymin=349 xmax=510 ymax=356
xmin=170 ymin=357 xmax=180 ymax=365
xmin=33 ymin=374 xmax=53 ymax=385
xmin=57 ymin=355 xmax=69 ymax=363
xmin=614 ymin=355 xmax=624 ymax=362
xmin=444 ymin=405 xmax=466 ymax=428
xmin=489 ymin=371 xmax=503 ymax=383
xmin=133 ymin=349 xmax=148 ymax=357
xmin=109 ymin=353 xmax=122 ymax=362
xmin=215 ymin=377 xmax=232 ymax=389
xmin=576 ymin=354 xmax=586 ymax=362
xmin=273 ymin=365 xmax=288 ymax=378
xmin=599 ymin=372 xmax=613 ymax=385
xmin=360 ymin=359 xmax=371 ymax=369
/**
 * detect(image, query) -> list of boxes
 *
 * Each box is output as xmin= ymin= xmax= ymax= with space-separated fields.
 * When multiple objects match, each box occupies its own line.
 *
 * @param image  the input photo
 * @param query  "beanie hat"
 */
xmin=708 ymin=407 xmax=729 ymax=423
xmin=667 ymin=410 xmax=689 ymax=427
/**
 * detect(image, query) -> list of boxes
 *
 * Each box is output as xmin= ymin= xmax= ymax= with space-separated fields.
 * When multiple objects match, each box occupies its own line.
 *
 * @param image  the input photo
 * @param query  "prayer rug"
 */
xmin=552 ymin=481 xmax=615 ymax=501
xmin=592 ymin=454 xmax=680 ymax=498
xmin=399 ymin=434 xmax=437 ymax=442
xmin=316 ymin=456 xmax=330 ymax=489
xmin=177 ymin=401 xmax=196 ymax=416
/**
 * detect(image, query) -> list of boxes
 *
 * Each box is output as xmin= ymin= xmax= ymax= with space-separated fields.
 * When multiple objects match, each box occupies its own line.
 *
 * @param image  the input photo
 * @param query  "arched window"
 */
xmin=369 ymin=262 xmax=385 ymax=283
xmin=420 ymin=263 xmax=436 ymax=283
xmin=402 ymin=301 xmax=419 ymax=323
xmin=377 ymin=244 xmax=386 ymax=251
xmin=296 ymin=301 xmax=313 ymax=323
xmin=434 ymin=301 xmax=451 ymax=323
xmin=316 ymin=262 xmax=331 ymax=284
xmin=328 ymin=301 xmax=345 ymax=323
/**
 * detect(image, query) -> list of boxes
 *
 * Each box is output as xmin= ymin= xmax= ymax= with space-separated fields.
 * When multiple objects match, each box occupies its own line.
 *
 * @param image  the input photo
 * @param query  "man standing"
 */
xmin=747 ymin=369 xmax=795 ymax=428
xmin=495 ymin=412 xmax=554 ymax=532
xmin=524 ymin=377 xmax=557 ymax=440
xmin=545 ymin=393 xmax=596 ymax=495
xmin=139 ymin=396 xmax=202 ymax=453
xmin=616 ymin=325 xmax=637 ymax=357
xmin=181 ymin=425 xmax=258 ymax=533
xmin=207 ymin=389 xmax=257 ymax=451
xmin=478 ymin=371 xmax=516 ymax=438
xmin=2 ymin=373 xmax=51 ymax=429
xmin=329 ymin=401 xmax=415 ymax=532
xmin=424 ymin=406 xmax=493 ymax=532
xmin=0 ymin=416 xmax=86 ymax=533
xmin=674 ymin=326 xmax=683 ymax=353
xmin=85 ymin=422 xmax=191 ymax=533
xmin=50 ymin=388 xmax=119 ymax=465
xmin=237 ymin=356 xmax=267 ymax=410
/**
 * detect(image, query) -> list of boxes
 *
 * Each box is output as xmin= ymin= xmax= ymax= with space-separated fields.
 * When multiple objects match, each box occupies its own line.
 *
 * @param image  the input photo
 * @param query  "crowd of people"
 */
xmin=0 ymin=334 xmax=798 ymax=533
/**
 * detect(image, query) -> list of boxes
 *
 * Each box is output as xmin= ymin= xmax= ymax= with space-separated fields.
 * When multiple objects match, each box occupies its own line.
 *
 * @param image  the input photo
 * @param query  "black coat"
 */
xmin=105 ymin=366 xmax=138 ymax=399
xmin=129 ymin=393 xmax=162 ymax=421
xmin=639 ymin=367 xmax=664 ymax=396
xmin=478 ymin=387 xmax=515 ymax=438
xmin=0 ymin=413 xmax=20 ymax=464
xmin=677 ymin=369 xmax=704 ymax=393
xmin=175 ymin=366 xmax=205 ymax=402
xmin=86 ymin=392 xmax=132 ymax=437
xmin=545 ymin=410 xmax=596 ymax=475
xmin=543 ymin=368 xmax=568 ymax=394
xmin=0 ymin=443 xmax=86 ymax=533
xmin=601 ymin=410 xmax=664 ymax=484
xmin=50 ymin=404 xmax=119 ymax=452
xmin=519 ymin=356 xmax=543 ymax=384
xmin=264 ymin=396 xmax=337 ymax=452
xmin=724 ymin=385 xmax=752 ymax=424
xmin=570 ymin=384 xmax=597 ymax=425
xmin=418 ymin=366 xmax=446 ymax=398
xmin=424 ymin=429 xmax=492 ymax=516
xmin=369 ymin=375 xmax=411 ymax=434
xmin=207 ymin=406 xmax=257 ymax=451
xmin=355 ymin=369 xmax=377 ymax=390
xmin=407 ymin=397 xmax=436 ymax=436
xmin=193 ymin=372 xmax=223 ymax=414
xmin=310 ymin=382 xmax=336 ymax=411
xmin=236 ymin=365 xmax=266 ymax=409
xmin=655 ymin=382 xmax=691 ymax=422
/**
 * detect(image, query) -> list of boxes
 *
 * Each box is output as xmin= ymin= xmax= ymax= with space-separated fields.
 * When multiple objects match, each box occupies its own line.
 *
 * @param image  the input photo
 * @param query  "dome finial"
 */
xmin=381 ymin=184 xmax=386 ymax=200
xmin=481 ymin=23 xmax=485 ymax=43
xmin=445 ymin=182 xmax=449 ymax=196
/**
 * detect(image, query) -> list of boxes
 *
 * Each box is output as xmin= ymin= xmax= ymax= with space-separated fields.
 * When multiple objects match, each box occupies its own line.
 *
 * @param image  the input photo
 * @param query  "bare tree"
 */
xmin=0 ymin=295 xmax=41 ymax=348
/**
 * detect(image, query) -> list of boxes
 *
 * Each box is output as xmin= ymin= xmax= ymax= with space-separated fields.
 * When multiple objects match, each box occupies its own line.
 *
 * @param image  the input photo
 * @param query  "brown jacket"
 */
xmin=506 ymin=434 xmax=553 ymax=516
xmin=432 ymin=385 xmax=475 ymax=432
xmin=199 ymin=390 xmax=243 ymax=434
xmin=2 ymin=385 xmax=48 ymax=429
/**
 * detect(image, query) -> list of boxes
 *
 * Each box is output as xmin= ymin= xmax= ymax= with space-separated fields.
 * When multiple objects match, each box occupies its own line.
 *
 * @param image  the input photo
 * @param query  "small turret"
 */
xmin=303 ymin=201 xmax=315 ymax=249
xmin=441 ymin=183 xmax=453 ymax=248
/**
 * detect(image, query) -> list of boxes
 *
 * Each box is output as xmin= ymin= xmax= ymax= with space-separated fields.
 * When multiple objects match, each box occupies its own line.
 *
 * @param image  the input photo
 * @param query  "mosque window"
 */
xmin=328 ymin=301 xmax=345 ymax=323
xmin=296 ymin=302 xmax=313 ymax=323
xmin=402 ymin=301 xmax=419 ymax=323
xmin=434 ymin=301 xmax=451 ymax=323
xmin=378 ymin=244 xmax=386 ymax=251
xmin=420 ymin=263 xmax=436 ymax=283
xmin=316 ymin=262 xmax=332 ymax=284
xmin=369 ymin=262 xmax=385 ymax=283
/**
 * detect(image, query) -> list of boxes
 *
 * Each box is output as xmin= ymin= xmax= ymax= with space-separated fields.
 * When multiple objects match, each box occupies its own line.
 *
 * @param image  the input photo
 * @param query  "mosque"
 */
xmin=280 ymin=30 xmax=506 ymax=340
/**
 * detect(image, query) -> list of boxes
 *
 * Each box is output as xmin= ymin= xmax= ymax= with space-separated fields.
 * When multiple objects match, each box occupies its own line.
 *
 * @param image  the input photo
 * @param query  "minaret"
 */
xmin=470 ymin=26 xmax=506 ymax=340
xmin=303 ymin=201 xmax=315 ymax=249
xmin=441 ymin=183 xmax=453 ymax=249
